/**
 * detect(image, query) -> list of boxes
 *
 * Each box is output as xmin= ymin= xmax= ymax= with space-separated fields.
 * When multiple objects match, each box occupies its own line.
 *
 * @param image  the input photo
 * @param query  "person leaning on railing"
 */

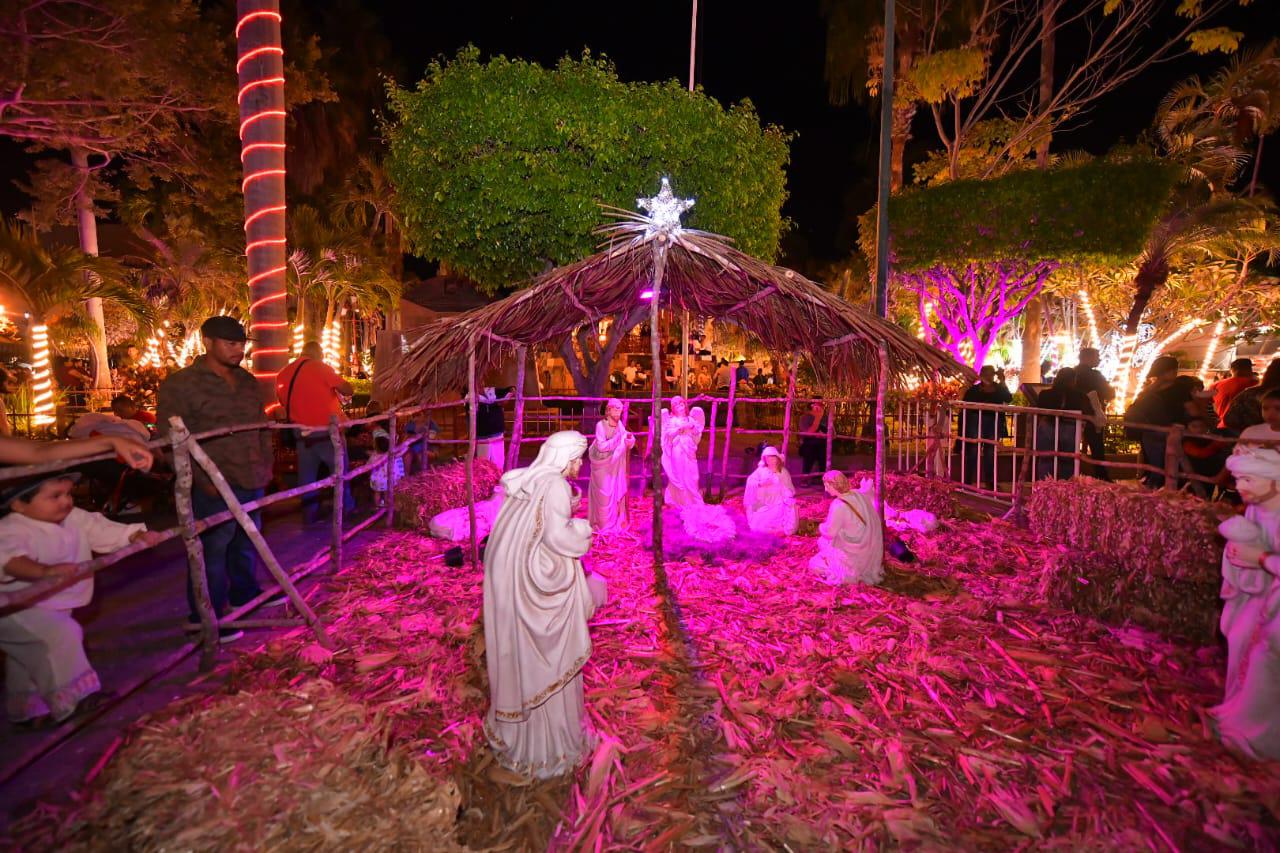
xmin=0 ymin=433 xmax=153 ymax=471
xmin=1124 ymin=356 xmax=1197 ymax=489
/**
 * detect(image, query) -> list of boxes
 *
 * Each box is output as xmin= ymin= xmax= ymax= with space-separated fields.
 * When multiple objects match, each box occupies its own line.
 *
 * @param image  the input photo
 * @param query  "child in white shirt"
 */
xmin=0 ymin=472 xmax=163 ymax=726
xmin=1240 ymin=388 xmax=1280 ymax=445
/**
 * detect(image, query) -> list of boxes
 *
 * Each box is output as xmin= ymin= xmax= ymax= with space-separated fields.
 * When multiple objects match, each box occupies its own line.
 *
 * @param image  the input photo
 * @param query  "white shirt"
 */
xmin=1240 ymin=424 xmax=1280 ymax=445
xmin=0 ymin=508 xmax=144 ymax=610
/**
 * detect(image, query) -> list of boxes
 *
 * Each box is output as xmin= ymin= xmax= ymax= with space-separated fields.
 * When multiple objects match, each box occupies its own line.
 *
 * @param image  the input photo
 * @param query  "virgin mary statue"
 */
xmin=483 ymin=431 xmax=600 ymax=778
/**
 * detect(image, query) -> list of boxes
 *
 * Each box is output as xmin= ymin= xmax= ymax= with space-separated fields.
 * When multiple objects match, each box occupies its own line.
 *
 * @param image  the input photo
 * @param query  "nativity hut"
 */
xmin=383 ymin=181 xmax=968 ymax=572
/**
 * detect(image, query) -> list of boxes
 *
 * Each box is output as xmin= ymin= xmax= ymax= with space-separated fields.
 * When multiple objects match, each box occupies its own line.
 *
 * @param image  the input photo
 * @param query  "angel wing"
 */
xmin=688 ymin=406 xmax=706 ymax=444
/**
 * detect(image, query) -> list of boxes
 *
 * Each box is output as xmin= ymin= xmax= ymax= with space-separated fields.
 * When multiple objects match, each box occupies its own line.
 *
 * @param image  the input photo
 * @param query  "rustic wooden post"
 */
xmin=167 ymin=417 xmax=218 ymax=671
xmin=1073 ymin=417 xmax=1084 ymax=479
xmin=1163 ymin=425 xmax=1182 ymax=492
xmin=508 ymin=345 xmax=527 ymax=470
xmin=384 ymin=410 xmax=397 ymax=528
xmin=649 ymin=244 xmax=669 ymax=583
xmin=703 ymin=399 xmax=719 ymax=500
xmin=718 ymin=379 xmax=737 ymax=499
xmin=874 ymin=343 xmax=888 ymax=515
xmin=184 ymin=437 xmax=334 ymax=649
xmin=328 ymin=415 xmax=345 ymax=573
xmin=680 ymin=309 xmax=690 ymax=400
xmin=779 ymin=352 xmax=800 ymax=456
xmin=825 ymin=398 xmax=837 ymax=472
xmin=467 ymin=346 xmax=480 ymax=567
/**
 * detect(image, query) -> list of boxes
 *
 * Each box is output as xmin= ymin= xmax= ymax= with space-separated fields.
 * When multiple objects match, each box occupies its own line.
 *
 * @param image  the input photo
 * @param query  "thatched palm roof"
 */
xmin=385 ymin=218 xmax=967 ymax=396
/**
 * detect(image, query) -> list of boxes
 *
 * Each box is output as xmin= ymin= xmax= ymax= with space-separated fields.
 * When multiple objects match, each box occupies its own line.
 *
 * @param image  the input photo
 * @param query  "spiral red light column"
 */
xmin=236 ymin=0 xmax=290 ymax=389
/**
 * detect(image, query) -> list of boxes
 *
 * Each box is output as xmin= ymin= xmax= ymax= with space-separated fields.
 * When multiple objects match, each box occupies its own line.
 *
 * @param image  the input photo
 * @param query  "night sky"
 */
xmin=3 ymin=0 xmax=1278 ymax=266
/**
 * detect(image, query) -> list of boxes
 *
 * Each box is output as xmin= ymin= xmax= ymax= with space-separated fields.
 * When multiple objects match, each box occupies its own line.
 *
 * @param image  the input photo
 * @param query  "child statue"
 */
xmin=744 ymin=446 xmax=798 ymax=535
xmin=1214 ymin=445 xmax=1280 ymax=760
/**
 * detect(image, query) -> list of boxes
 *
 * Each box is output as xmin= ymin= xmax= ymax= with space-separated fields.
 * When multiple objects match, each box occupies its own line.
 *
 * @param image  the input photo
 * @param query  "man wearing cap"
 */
xmin=157 ymin=317 xmax=278 ymax=630
xmin=275 ymin=341 xmax=356 ymax=523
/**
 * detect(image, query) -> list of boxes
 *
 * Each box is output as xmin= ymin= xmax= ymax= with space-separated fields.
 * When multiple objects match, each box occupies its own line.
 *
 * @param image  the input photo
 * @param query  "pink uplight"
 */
xmin=639 ymin=290 xmax=654 ymax=300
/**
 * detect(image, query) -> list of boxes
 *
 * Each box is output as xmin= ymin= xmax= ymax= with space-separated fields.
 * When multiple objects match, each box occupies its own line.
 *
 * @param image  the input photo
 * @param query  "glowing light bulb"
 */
xmin=1198 ymin=320 xmax=1225 ymax=384
xmin=30 ymin=324 xmax=55 ymax=426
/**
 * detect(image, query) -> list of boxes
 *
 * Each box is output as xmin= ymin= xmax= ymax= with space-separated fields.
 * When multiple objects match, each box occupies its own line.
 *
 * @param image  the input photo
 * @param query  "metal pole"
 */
xmin=874 ymin=0 xmax=896 ymax=318
xmin=688 ymin=0 xmax=698 ymax=92
xmin=681 ymin=310 xmax=690 ymax=400
xmin=719 ymin=380 xmax=737 ymax=499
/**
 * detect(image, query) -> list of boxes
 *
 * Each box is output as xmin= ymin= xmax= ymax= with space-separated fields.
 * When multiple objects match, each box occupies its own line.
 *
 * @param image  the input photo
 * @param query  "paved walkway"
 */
xmin=0 ymin=501 xmax=386 ymax=829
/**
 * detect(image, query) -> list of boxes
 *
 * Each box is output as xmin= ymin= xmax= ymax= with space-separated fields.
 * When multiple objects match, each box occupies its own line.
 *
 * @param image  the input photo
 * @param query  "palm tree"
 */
xmin=332 ymin=156 xmax=405 ymax=324
xmin=0 ymin=220 xmax=151 ymax=422
xmin=1158 ymin=40 xmax=1280 ymax=196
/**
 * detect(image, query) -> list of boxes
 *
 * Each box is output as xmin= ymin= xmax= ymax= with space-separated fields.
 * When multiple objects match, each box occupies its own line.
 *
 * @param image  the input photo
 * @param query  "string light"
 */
xmin=239 ymin=6 xmax=290 ymax=382
xmin=1125 ymin=318 xmax=1204 ymax=405
xmin=1077 ymin=289 xmax=1100 ymax=349
xmin=30 ymin=324 xmax=54 ymax=426
xmin=1198 ymin=319 xmax=1226 ymax=384
xmin=1113 ymin=333 xmax=1140 ymax=410
xmin=291 ymin=323 xmax=305 ymax=358
xmin=319 ymin=319 xmax=341 ymax=370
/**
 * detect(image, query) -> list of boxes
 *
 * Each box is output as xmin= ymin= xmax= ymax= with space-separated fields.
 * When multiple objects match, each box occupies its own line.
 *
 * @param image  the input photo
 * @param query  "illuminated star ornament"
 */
xmin=637 ymin=177 xmax=695 ymax=239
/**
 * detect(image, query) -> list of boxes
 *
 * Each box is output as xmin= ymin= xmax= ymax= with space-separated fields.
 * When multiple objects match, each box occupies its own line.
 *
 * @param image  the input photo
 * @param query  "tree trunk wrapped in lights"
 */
xmin=236 ymin=0 xmax=290 ymax=386
xmin=899 ymin=260 xmax=1058 ymax=369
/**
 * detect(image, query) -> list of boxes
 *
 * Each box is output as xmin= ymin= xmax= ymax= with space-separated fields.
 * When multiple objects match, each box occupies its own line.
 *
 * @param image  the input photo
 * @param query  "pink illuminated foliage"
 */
xmin=899 ymin=260 xmax=1058 ymax=369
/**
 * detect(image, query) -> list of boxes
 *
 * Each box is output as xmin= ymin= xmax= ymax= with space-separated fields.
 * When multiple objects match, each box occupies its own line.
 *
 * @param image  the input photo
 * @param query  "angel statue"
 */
xmin=660 ymin=395 xmax=706 ymax=507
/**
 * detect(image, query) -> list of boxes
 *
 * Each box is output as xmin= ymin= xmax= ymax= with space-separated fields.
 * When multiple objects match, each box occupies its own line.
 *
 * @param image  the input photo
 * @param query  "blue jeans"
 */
xmin=188 ymin=485 xmax=265 ymax=620
xmin=296 ymin=433 xmax=355 ymax=519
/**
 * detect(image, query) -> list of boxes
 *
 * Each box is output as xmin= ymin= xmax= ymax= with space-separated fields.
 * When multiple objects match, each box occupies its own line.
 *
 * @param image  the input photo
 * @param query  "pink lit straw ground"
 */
xmin=9 ymin=495 xmax=1280 ymax=850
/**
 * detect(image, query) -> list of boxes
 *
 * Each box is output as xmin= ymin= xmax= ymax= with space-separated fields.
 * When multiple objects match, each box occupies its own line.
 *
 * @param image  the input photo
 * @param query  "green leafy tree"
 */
xmin=386 ymin=49 xmax=791 ymax=396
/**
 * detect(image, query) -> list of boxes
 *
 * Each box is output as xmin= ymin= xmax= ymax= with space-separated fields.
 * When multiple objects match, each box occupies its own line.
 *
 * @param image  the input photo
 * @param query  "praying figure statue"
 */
xmin=1212 ymin=445 xmax=1280 ymax=760
xmin=483 ymin=431 xmax=600 ymax=779
xmin=744 ymin=446 xmax=798 ymax=535
xmin=660 ymin=395 xmax=706 ymax=507
xmin=588 ymin=399 xmax=635 ymax=533
xmin=809 ymin=471 xmax=883 ymax=586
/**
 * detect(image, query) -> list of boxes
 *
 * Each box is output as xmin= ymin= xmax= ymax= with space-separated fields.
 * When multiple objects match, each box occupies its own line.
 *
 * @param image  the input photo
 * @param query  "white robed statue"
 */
xmin=744 ymin=446 xmax=798 ymax=535
xmin=809 ymin=471 xmax=883 ymax=586
xmin=588 ymin=399 xmax=634 ymax=533
xmin=1212 ymin=446 xmax=1280 ymax=760
xmin=483 ymin=431 xmax=600 ymax=778
xmin=660 ymin=396 xmax=706 ymax=506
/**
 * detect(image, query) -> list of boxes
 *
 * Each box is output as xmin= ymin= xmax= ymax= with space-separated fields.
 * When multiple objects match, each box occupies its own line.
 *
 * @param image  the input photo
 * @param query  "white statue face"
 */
xmin=766 ymin=455 xmax=781 ymax=472
xmin=673 ymin=398 xmax=687 ymax=417
xmin=1236 ymin=473 xmax=1280 ymax=507
xmin=824 ymin=482 xmax=838 ymax=497
xmin=606 ymin=403 xmax=623 ymax=423
xmin=564 ymin=456 xmax=584 ymax=478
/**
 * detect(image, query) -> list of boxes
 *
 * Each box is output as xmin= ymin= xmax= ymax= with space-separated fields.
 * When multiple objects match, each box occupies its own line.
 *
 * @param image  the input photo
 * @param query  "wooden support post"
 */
xmin=718 ymin=379 xmax=737 ymax=499
xmin=509 ymin=345 xmax=527 ymax=471
xmin=1163 ymin=425 xmax=1182 ymax=492
xmin=680 ymin=309 xmax=690 ymax=400
xmin=1073 ymin=417 xmax=1084 ymax=479
xmin=874 ymin=343 xmax=888 ymax=516
xmin=329 ymin=415 xmax=345 ymax=574
xmin=167 ymin=418 xmax=218 ymax=671
xmin=704 ymin=399 xmax=718 ymax=500
xmin=466 ymin=347 xmax=480 ymax=566
xmin=779 ymin=352 xmax=800 ymax=456
xmin=825 ymin=399 xmax=837 ymax=472
xmin=649 ymin=244 xmax=669 ymax=583
xmin=184 ymin=426 xmax=334 ymax=649
xmin=384 ymin=411 xmax=397 ymax=528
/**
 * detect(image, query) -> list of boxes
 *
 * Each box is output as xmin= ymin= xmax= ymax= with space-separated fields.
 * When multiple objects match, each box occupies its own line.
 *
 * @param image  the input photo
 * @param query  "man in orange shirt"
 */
xmin=276 ymin=341 xmax=355 ymax=523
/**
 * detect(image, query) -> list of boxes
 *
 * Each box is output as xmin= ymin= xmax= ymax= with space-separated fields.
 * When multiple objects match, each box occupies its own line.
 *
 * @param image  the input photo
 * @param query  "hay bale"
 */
xmin=1036 ymin=544 xmax=1221 ymax=644
xmin=852 ymin=470 xmax=957 ymax=518
xmin=1027 ymin=478 xmax=1222 ymax=583
xmin=396 ymin=458 xmax=502 ymax=529
xmin=48 ymin=680 xmax=464 ymax=852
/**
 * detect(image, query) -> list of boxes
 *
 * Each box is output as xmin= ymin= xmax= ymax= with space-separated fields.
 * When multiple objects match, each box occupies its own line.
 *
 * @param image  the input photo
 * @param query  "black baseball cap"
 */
xmin=200 ymin=316 xmax=253 ymax=342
